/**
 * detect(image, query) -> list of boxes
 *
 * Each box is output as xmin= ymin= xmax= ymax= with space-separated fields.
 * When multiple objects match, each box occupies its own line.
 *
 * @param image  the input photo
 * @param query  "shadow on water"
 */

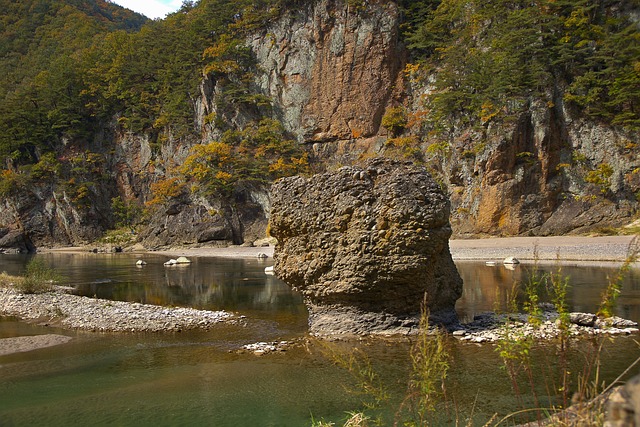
xmin=1 ymin=253 xmax=639 ymax=426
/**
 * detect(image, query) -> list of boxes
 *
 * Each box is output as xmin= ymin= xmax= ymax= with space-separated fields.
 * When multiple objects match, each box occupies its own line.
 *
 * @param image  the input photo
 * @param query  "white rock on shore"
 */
xmin=0 ymin=287 xmax=235 ymax=332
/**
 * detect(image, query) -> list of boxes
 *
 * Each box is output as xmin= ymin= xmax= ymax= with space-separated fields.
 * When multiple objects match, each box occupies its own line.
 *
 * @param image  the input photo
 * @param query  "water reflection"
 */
xmin=2 ymin=253 xmax=640 ymax=426
xmin=2 ymin=253 xmax=639 ymax=324
xmin=455 ymin=260 xmax=640 ymax=323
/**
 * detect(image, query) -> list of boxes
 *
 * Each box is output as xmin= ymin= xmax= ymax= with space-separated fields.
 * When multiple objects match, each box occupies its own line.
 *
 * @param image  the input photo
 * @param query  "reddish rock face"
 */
xmin=251 ymin=0 xmax=405 ymax=143
xmin=270 ymin=158 xmax=463 ymax=335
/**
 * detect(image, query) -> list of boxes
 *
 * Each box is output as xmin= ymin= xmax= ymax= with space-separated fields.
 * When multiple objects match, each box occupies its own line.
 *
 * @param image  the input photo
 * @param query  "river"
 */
xmin=1 ymin=253 xmax=639 ymax=426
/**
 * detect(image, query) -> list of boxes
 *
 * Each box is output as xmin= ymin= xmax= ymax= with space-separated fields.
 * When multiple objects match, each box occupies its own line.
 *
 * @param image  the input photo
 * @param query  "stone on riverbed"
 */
xmin=270 ymin=158 xmax=463 ymax=336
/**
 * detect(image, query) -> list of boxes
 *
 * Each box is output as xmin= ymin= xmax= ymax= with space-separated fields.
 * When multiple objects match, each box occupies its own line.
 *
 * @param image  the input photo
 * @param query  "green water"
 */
xmin=1 ymin=254 xmax=639 ymax=426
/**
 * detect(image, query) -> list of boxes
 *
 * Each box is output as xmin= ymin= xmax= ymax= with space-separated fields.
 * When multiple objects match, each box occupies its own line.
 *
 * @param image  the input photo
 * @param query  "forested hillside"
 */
xmin=401 ymin=0 xmax=639 ymax=130
xmin=0 ymin=0 xmax=638 ymax=251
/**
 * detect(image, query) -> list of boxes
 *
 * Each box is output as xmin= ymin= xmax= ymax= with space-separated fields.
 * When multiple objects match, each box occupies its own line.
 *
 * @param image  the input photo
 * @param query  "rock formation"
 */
xmin=269 ymin=158 xmax=463 ymax=335
xmin=607 ymin=374 xmax=640 ymax=427
xmin=250 ymin=0 xmax=404 ymax=143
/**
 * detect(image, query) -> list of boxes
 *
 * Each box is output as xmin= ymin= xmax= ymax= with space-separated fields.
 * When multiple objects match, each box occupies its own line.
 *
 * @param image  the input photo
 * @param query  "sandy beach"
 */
xmin=147 ymin=235 xmax=639 ymax=263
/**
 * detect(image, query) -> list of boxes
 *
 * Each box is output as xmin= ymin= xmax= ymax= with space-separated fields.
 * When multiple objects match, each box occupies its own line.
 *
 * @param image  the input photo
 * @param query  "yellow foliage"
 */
xmin=147 ymin=177 xmax=186 ymax=206
xmin=480 ymin=101 xmax=500 ymax=123
xmin=215 ymin=171 xmax=233 ymax=182
xmin=404 ymin=62 xmax=420 ymax=76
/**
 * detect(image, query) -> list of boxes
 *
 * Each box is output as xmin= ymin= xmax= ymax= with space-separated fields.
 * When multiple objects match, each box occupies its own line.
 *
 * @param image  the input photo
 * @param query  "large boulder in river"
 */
xmin=270 ymin=158 xmax=463 ymax=335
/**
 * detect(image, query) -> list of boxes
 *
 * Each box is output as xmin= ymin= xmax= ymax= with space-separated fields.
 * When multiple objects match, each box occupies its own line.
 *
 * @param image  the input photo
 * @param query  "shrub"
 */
xmin=585 ymin=163 xmax=614 ymax=194
xmin=111 ymin=196 xmax=143 ymax=228
xmin=381 ymin=106 xmax=408 ymax=137
xmin=147 ymin=177 xmax=187 ymax=206
xmin=16 ymin=258 xmax=62 ymax=294
xmin=0 ymin=169 xmax=26 ymax=196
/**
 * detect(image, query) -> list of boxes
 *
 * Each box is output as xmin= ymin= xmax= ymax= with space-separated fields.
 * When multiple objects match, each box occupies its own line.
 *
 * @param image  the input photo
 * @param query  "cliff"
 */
xmin=0 ymin=0 xmax=638 ymax=252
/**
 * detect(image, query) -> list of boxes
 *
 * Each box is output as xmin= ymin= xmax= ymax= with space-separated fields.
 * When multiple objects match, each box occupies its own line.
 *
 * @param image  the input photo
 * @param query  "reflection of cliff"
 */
xmin=140 ymin=259 xmax=302 ymax=312
xmin=455 ymin=262 xmax=640 ymax=323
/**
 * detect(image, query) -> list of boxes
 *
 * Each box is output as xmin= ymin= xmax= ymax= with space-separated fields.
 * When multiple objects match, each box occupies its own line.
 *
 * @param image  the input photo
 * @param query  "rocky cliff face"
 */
xmin=251 ymin=0 xmax=638 ymax=237
xmin=429 ymin=98 xmax=639 ymax=237
xmin=1 ymin=0 xmax=637 ymax=252
xmin=251 ymin=0 xmax=404 ymax=144
xmin=270 ymin=158 xmax=463 ymax=335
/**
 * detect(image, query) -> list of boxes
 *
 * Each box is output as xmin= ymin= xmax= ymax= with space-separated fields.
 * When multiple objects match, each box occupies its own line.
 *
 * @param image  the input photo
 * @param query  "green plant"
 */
xmin=111 ymin=196 xmax=143 ymax=228
xmin=0 ymin=272 xmax=20 ymax=288
xmin=327 ymin=346 xmax=389 ymax=418
xmin=0 ymin=169 xmax=27 ymax=196
xmin=16 ymin=258 xmax=62 ymax=294
xmin=317 ymin=298 xmax=453 ymax=427
xmin=400 ymin=304 xmax=450 ymax=425
xmin=384 ymin=137 xmax=423 ymax=161
xmin=381 ymin=106 xmax=408 ymax=137
xmin=98 ymin=228 xmax=137 ymax=246
xmin=598 ymin=237 xmax=639 ymax=318
xmin=585 ymin=163 xmax=614 ymax=195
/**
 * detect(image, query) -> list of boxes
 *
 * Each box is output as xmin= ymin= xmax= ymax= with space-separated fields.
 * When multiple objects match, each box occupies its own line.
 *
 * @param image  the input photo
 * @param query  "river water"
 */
xmin=1 ymin=253 xmax=639 ymax=426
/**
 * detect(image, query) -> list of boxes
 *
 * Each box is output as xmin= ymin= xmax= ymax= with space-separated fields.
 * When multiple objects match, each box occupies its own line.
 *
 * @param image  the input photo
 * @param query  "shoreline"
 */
xmin=41 ymin=235 xmax=639 ymax=263
xmin=4 ymin=235 xmax=637 ymax=356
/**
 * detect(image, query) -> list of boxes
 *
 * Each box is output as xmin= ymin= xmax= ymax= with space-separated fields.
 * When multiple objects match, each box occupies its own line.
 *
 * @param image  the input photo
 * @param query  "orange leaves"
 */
xmin=147 ymin=177 xmax=186 ymax=206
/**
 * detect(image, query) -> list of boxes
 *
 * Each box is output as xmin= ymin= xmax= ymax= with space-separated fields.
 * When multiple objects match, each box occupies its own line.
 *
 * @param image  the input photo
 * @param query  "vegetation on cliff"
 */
xmin=399 ymin=0 xmax=640 ymax=130
xmin=0 ymin=0 xmax=305 ymax=239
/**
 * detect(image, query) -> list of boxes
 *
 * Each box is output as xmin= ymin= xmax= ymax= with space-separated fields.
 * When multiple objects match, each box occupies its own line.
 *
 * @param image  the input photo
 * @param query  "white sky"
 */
xmin=109 ymin=0 xmax=183 ymax=20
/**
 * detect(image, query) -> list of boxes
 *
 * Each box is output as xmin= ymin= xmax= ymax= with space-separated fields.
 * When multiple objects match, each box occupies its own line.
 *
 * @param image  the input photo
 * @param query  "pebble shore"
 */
xmin=0 ymin=287 xmax=235 ymax=332
xmin=455 ymin=309 xmax=639 ymax=343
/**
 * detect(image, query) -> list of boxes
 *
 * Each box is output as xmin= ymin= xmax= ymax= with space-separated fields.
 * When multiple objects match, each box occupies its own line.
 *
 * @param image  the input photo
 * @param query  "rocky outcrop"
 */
xmin=409 ymin=92 xmax=640 ymax=237
xmin=138 ymin=187 xmax=270 ymax=248
xmin=270 ymin=158 xmax=463 ymax=335
xmin=0 ymin=179 xmax=113 ymax=251
xmin=606 ymin=374 xmax=640 ymax=427
xmin=251 ymin=0 xmax=404 ymax=143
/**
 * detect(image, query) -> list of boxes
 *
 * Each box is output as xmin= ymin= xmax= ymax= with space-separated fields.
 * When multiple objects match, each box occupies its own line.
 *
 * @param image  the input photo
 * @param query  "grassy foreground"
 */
xmin=313 ymin=239 xmax=640 ymax=427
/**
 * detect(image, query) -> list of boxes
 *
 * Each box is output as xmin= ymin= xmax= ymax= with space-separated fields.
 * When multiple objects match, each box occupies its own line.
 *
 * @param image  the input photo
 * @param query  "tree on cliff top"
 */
xmin=400 ymin=0 xmax=640 ymax=130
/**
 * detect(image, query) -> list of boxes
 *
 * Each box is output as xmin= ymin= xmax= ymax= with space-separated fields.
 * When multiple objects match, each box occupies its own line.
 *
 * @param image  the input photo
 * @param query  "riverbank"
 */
xmin=42 ymin=234 xmax=639 ymax=263
xmin=450 ymin=235 xmax=638 ymax=262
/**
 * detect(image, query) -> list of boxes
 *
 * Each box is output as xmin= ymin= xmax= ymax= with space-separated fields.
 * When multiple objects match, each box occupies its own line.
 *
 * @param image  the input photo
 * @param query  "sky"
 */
xmin=109 ymin=0 xmax=184 ymax=20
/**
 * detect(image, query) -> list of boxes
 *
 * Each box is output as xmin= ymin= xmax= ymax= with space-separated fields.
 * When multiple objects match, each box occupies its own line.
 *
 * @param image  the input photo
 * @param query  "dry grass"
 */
xmin=0 ymin=272 xmax=22 ymax=288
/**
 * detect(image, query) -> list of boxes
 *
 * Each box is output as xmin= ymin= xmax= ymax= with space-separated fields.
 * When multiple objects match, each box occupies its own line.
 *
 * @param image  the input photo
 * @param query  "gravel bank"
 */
xmin=449 ymin=235 xmax=638 ymax=262
xmin=0 ymin=334 xmax=73 ymax=356
xmin=0 ymin=287 xmax=236 ymax=332
xmin=455 ymin=310 xmax=639 ymax=343
xmin=64 ymin=235 xmax=634 ymax=263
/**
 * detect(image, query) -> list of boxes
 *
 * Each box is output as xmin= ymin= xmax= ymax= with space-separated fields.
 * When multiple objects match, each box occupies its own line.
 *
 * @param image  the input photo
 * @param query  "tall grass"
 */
xmin=495 ymin=239 xmax=639 ymax=425
xmin=598 ymin=237 xmax=639 ymax=318
xmin=316 ymin=238 xmax=639 ymax=427
xmin=14 ymin=258 xmax=62 ymax=294
xmin=398 ymin=303 xmax=450 ymax=426
xmin=315 ymin=303 xmax=451 ymax=427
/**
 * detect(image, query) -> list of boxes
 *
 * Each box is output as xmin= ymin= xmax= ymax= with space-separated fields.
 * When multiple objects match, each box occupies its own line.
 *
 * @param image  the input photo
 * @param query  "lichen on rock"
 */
xmin=270 ymin=158 xmax=463 ymax=336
